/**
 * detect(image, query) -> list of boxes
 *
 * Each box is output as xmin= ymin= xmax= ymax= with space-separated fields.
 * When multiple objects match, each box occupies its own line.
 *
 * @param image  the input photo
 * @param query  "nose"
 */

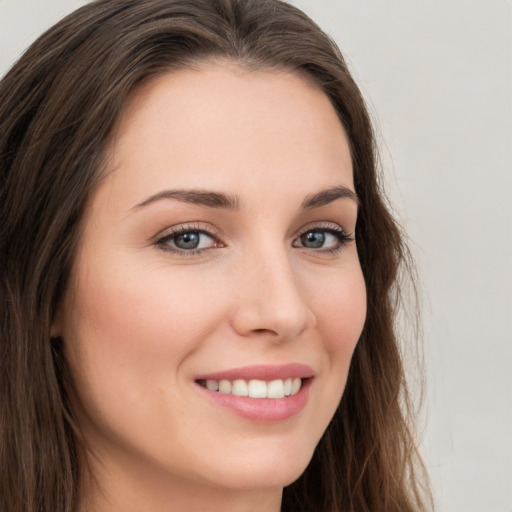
xmin=229 ymin=248 xmax=317 ymax=341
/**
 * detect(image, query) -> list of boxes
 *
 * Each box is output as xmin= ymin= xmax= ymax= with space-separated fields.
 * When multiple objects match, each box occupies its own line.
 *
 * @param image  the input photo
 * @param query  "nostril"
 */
xmin=252 ymin=328 xmax=278 ymax=335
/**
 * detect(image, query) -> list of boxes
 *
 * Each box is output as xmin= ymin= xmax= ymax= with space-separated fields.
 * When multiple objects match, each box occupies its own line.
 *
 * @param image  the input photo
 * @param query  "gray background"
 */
xmin=1 ymin=1 xmax=510 ymax=511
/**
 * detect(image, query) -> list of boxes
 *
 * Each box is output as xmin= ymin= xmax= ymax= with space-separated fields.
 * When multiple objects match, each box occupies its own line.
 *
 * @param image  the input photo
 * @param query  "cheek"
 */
xmin=60 ymin=258 xmax=230 ymax=453
xmin=308 ymin=263 xmax=367 ymax=376
xmin=288 ymin=262 xmax=366 ymax=456
xmin=64 ymin=260 xmax=224 ymax=373
xmin=318 ymin=270 xmax=366 ymax=406
xmin=61 ymin=254 xmax=240 ymax=424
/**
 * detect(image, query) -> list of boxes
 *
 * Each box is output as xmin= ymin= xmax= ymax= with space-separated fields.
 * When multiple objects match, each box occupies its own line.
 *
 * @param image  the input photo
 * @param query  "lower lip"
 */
xmin=195 ymin=379 xmax=312 ymax=422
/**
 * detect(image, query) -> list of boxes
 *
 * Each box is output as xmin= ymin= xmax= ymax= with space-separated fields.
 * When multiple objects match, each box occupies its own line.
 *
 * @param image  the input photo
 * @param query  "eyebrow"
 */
xmin=132 ymin=189 xmax=240 ymax=210
xmin=132 ymin=185 xmax=358 ymax=211
xmin=301 ymin=186 xmax=359 ymax=209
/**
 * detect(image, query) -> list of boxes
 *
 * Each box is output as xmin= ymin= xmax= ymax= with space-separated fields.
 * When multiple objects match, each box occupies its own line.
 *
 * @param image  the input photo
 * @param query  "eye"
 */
xmin=155 ymin=226 xmax=220 ymax=254
xmin=293 ymin=225 xmax=353 ymax=252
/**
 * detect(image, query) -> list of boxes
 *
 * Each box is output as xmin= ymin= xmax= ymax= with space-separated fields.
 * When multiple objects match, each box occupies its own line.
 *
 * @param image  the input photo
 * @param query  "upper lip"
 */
xmin=195 ymin=363 xmax=315 ymax=382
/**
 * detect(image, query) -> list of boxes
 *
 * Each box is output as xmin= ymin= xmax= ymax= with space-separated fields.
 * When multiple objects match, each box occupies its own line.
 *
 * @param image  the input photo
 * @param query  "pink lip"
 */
xmin=194 ymin=363 xmax=314 ymax=423
xmin=195 ymin=363 xmax=315 ymax=382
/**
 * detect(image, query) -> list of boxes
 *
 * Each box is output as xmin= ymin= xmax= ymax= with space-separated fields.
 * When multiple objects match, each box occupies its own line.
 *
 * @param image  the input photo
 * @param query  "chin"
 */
xmin=204 ymin=445 xmax=315 ymax=491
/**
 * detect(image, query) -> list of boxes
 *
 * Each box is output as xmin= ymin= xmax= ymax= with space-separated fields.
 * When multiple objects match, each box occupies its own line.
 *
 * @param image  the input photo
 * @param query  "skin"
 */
xmin=54 ymin=63 xmax=367 ymax=512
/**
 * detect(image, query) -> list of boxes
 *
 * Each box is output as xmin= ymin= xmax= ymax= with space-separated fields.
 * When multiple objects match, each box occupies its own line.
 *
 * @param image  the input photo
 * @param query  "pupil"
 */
xmin=176 ymin=232 xmax=200 ymax=249
xmin=302 ymin=231 xmax=325 ymax=248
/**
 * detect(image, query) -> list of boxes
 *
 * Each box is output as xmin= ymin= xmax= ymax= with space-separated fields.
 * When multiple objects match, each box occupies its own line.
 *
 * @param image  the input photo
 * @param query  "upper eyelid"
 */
xmin=294 ymin=221 xmax=352 ymax=237
xmin=155 ymin=221 xmax=351 ymax=240
xmin=155 ymin=223 xmax=221 ymax=240
xmin=158 ymin=229 xmax=217 ymax=243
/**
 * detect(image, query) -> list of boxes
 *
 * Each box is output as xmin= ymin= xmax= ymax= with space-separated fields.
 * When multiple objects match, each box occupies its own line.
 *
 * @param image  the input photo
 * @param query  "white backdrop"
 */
xmin=1 ymin=1 xmax=511 ymax=511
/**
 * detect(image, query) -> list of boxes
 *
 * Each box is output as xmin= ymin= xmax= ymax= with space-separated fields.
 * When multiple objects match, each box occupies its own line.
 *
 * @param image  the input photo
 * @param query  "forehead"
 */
xmin=102 ymin=62 xmax=353 ymax=210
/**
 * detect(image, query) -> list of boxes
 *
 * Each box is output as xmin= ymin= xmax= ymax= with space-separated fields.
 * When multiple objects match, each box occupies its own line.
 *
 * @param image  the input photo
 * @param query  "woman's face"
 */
xmin=55 ymin=64 xmax=366 ymax=502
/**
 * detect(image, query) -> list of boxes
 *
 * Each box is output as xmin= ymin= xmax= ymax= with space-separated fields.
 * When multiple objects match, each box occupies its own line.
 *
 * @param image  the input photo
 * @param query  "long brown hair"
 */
xmin=0 ymin=1 xmax=431 ymax=510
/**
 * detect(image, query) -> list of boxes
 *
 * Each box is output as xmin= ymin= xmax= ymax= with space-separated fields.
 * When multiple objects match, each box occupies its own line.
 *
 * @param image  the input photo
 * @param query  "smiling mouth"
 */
xmin=196 ymin=377 xmax=305 ymax=399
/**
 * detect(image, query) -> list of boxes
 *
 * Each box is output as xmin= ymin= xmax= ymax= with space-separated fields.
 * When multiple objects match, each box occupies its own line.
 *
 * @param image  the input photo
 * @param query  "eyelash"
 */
xmin=293 ymin=223 xmax=354 ymax=254
xmin=154 ymin=222 xmax=354 ymax=256
xmin=155 ymin=224 xmax=221 ymax=256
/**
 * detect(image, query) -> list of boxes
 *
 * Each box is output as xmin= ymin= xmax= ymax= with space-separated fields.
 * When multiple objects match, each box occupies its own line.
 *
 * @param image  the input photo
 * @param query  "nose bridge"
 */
xmin=231 ymin=239 xmax=315 ymax=339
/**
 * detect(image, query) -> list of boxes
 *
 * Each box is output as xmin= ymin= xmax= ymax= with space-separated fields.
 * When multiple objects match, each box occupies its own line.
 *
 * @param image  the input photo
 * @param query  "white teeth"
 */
xmin=248 ymin=379 xmax=267 ymax=398
xmin=201 ymin=377 xmax=304 ymax=399
xmin=218 ymin=380 xmax=232 ymax=394
xmin=283 ymin=378 xmax=292 ymax=396
xmin=290 ymin=377 xmax=301 ymax=396
xmin=206 ymin=379 xmax=219 ymax=391
xmin=267 ymin=379 xmax=285 ymax=399
xmin=232 ymin=379 xmax=249 ymax=396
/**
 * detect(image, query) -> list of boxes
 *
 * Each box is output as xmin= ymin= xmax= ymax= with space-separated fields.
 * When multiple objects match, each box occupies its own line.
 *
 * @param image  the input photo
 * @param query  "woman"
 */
xmin=0 ymin=0 xmax=431 ymax=511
